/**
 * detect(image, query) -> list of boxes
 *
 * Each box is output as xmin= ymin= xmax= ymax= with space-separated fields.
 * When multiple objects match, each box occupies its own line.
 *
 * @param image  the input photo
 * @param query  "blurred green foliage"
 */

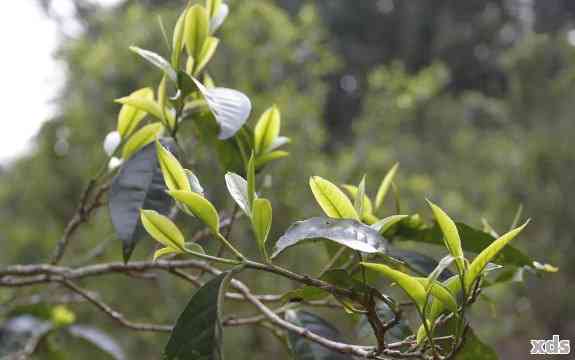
xmin=1 ymin=0 xmax=575 ymax=358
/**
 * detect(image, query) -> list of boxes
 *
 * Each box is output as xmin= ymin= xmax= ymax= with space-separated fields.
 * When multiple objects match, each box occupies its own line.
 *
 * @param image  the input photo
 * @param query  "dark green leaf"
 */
xmin=272 ymin=217 xmax=387 ymax=259
xmin=164 ymin=272 xmax=231 ymax=360
xmin=384 ymin=249 xmax=454 ymax=281
xmin=394 ymin=221 xmax=534 ymax=268
xmin=109 ymin=139 xmax=175 ymax=262
xmin=285 ymin=310 xmax=352 ymax=360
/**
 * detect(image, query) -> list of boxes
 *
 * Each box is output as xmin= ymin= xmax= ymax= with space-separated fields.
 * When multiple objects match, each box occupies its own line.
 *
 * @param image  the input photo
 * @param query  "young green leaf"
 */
xmin=370 ymin=215 xmax=408 ymax=234
xmin=171 ymin=7 xmax=188 ymax=69
xmin=115 ymin=94 xmax=175 ymax=127
xmin=156 ymin=141 xmax=190 ymax=192
xmin=360 ymin=262 xmax=427 ymax=310
xmin=194 ymin=36 xmax=219 ymax=76
xmin=224 ymin=172 xmax=251 ymax=216
xmin=255 ymin=150 xmax=289 ymax=168
xmin=309 ymin=176 xmax=359 ymax=220
xmin=184 ymin=5 xmax=209 ymax=62
xmin=375 ymin=162 xmax=399 ymax=210
xmin=464 ymin=221 xmax=529 ymax=291
xmin=427 ymin=200 xmax=466 ymax=273
xmin=209 ymin=3 xmax=228 ymax=33
xmin=140 ymin=209 xmax=185 ymax=253
xmin=121 ymin=123 xmax=164 ymax=160
xmin=354 ymin=176 xmax=366 ymax=219
xmin=254 ymin=105 xmax=281 ymax=155
xmin=415 ymin=277 xmax=459 ymax=313
xmin=247 ymin=153 xmax=256 ymax=211
xmin=252 ymin=198 xmax=272 ymax=261
xmin=153 ymin=246 xmax=180 ymax=261
xmin=206 ymin=0 xmax=222 ymax=18
xmin=342 ymin=183 xmax=376 ymax=223
xmin=129 ymin=46 xmax=177 ymax=81
xmin=169 ymin=190 xmax=220 ymax=234
xmin=116 ymin=88 xmax=154 ymax=138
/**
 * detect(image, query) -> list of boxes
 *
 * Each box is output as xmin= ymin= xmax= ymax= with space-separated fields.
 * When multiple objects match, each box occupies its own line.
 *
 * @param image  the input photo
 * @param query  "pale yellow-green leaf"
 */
xmin=464 ymin=221 xmax=530 ymax=291
xmin=360 ymin=262 xmax=426 ymax=309
xmin=255 ymin=151 xmax=289 ymax=169
xmin=427 ymin=200 xmax=466 ymax=273
xmin=156 ymin=141 xmax=190 ymax=192
xmin=169 ymin=190 xmax=220 ymax=234
xmin=247 ymin=153 xmax=256 ymax=212
xmin=254 ymin=105 xmax=281 ymax=155
xmin=121 ymin=123 xmax=164 ymax=160
xmin=370 ymin=215 xmax=408 ymax=234
xmin=171 ymin=7 xmax=187 ymax=69
xmin=140 ymin=209 xmax=185 ymax=251
xmin=342 ymin=184 xmax=375 ymax=223
xmin=117 ymin=88 xmax=154 ymax=138
xmin=158 ymin=76 xmax=169 ymax=127
xmin=153 ymin=246 xmax=182 ymax=261
xmin=184 ymin=5 xmax=209 ymax=61
xmin=206 ymin=0 xmax=222 ymax=18
xmin=375 ymin=162 xmax=399 ymax=210
xmin=415 ymin=278 xmax=458 ymax=313
xmin=184 ymin=242 xmax=206 ymax=255
xmin=193 ymin=37 xmax=219 ymax=76
xmin=252 ymin=198 xmax=272 ymax=261
xmin=309 ymin=176 xmax=359 ymax=220
xmin=115 ymin=94 xmax=175 ymax=126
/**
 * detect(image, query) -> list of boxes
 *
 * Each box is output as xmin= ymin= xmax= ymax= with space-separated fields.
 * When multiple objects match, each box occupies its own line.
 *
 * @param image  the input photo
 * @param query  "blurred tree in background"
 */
xmin=1 ymin=0 xmax=574 ymax=358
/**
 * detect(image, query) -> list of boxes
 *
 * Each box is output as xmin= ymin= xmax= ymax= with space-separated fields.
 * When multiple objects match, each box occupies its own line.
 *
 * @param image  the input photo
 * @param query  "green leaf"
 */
xmin=209 ymin=3 xmax=228 ymax=33
xmin=375 ymin=163 xmax=399 ymax=210
xmin=285 ymin=311 xmax=352 ymax=360
xmin=427 ymin=200 xmax=466 ymax=272
xmin=415 ymin=277 xmax=458 ymax=313
xmin=164 ymin=272 xmax=231 ymax=360
xmin=115 ymin=93 xmax=175 ymax=127
xmin=354 ymin=176 xmax=366 ymax=220
xmin=247 ymin=153 xmax=256 ymax=212
xmin=140 ymin=210 xmax=185 ymax=252
xmin=184 ymin=5 xmax=210 ymax=62
xmin=109 ymin=140 xmax=175 ymax=262
xmin=342 ymin=183 xmax=376 ymax=224
xmin=370 ymin=215 xmax=408 ymax=234
xmin=309 ymin=176 xmax=359 ymax=220
xmin=185 ymin=169 xmax=205 ymax=196
xmin=169 ymin=190 xmax=220 ymax=234
xmin=224 ymin=172 xmax=251 ymax=216
xmin=272 ymin=217 xmax=387 ymax=258
xmin=395 ymin=220 xmax=536 ymax=269
xmin=464 ymin=221 xmax=529 ymax=291
xmin=153 ymin=246 xmax=181 ymax=261
xmin=206 ymin=0 xmax=222 ymax=18
xmin=254 ymin=105 xmax=281 ymax=155
xmin=360 ymin=262 xmax=427 ymax=309
xmin=171 ymin=8 xmax=187 ymax=69
xmin=129 ymin=46 xmax=176 ymax=81
xmin=255 ymin=150 xmax=289 ymax=169
xmin=190 ymin=77 xmax=252 ymax=140
xmin=121 ymin=123 xmax=164 ymax=160
xmin=194 ymin=36 xmax=219 ymax=76
xmin=454 ymin=328 xmax=498 ymax=360
xmin=156 ymin=141 xmax=190 ymax=192
xmin=383 ymin=249 xmax=455 ymax=280
xmin=252 ymin=198 xmax=272 ymax=261
xmin=117 ymin=88 xmax=154 ymax=138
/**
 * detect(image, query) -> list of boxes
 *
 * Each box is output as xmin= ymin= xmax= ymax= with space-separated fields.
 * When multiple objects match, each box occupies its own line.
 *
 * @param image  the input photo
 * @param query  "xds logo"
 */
xmin=530 ymin=335 xmax=570 ymax=355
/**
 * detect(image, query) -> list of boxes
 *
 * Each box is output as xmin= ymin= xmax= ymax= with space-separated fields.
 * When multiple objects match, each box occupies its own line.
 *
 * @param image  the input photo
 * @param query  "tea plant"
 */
xmin=0 ymin=1 xmax=556 ymax=359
